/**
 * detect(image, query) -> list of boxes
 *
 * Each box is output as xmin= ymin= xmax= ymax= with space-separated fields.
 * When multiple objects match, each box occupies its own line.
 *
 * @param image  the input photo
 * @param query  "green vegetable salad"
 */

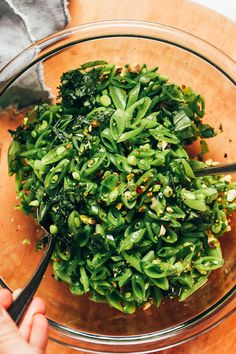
xmin=8 ymin=61 xmax=236 ymax=313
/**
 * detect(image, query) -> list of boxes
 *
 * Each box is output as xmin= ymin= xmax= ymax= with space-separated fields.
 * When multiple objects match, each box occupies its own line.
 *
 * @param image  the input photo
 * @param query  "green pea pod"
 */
xmin=180 ymin=159 xmax=195 ymax=179
xmin=100 ymin=128 xmax=118 ymax=152
xmin=8 ymin=140 xmax=22 ymax=175
xmin=70 ymin=282 xmax=85 ymax=296
xmin=151 ymin=152 xmax=166 ymax=167
xmin=121 ymin=191 xmax=137 ymax=209
xmin=207 ymin=244 xmax=222 ymax=259
xmin=131 ymin=274 xmax=146 ymax=302
xmin=80 ymin=266 xmax=90 ymax=292
xmin=150 ymin=277 xmax=169 ymax=291
xmin=68 ymin=210 xmax=81 ymax=236
xmin=92 ymin=281 xmax=113 ymax=296
xmin=78 ymin=224 xmax=93 ymax=247
xmin=171 ymin=273 xmax=194 ymax=289
xmin=190 ymin=159 xmax=207 ymax=170
xmin=177 ymin=242 xmax=195 ymax=260
xmin=138 ymin=158 xmax=151 ymax=171
xmin=141 ymin=250 xmax=155 ymax=264
xmin=15 ymin=169 xmax=23 ymax=192
xmin=101 ymin=173 xmax=119 ymax=191
xmin=150 ymin=197 xmax=165 ymax=217
xmin=91 ymin=267 xmax=109 ymax=281
xmin=173 ymin=110 xmax=192 ymax=132
xmin=179 ymin=275 xmax=208 ymax=301
xmin=122 ymin=252 xmax=142 ymax=272
xmin=56 ymin=243 xmax=71 ymax=261
xmin=81 ymin=153 xmax=107 ymax=176
xmin=41 ymin=144 xmax=72 ymax=165
xmin=130 ymin=148 xmax=156 ymax=158
xmin=119 ymin=227 xmax=146 ymax=253
xmin=117 ymin=126 xmax=145 ymax=143
xmin=19 ymin=148 xmax=42 ymax=158
xmin=109 ymin=85 xmax=127 ymax=110
xmin=196 ymin=188 xmax=218 ymax=204
xmin=110 ymin=109 xmax=129 ymax=140
xmin=162 ymin=83 xmax=184 ymax=102
xmin=80 ymin=60 xmax=108 ymax=69
xmin=136 ymin=71 xmax=159 ymax=84
xmin=151 ymin=286 xmax=162 ymax=308
xmin=194 ymin=256 xmax=224 ymax=273
xmin=175 ymin=146 xmax=189 ymax=159
xmin=106 ymin=291 xmax=124 ymax=312
xmin=53 ymin=262 xmax=72 ymax=284
xmin=181 ymin=190 xmax=207 ymax=211
xmin=144 ymin=261 xmax=176 ymax=278
xmin=44 ymin=158 xmax=70 ymax=193
xmin=35 ymin=129 xmax=51 ymax=148
xmin=161 ymin=229 xmax=178 ymax=244
xmin=145 ymin=222 xmax=159 ymax=243
xmin=157 ymin=246 xmax=180 ymax=258
xmin=125 ymin=97 xmax=145 ymax=118
xmin=135 ymin=169 xmax=156 ymax=193
xmin=67 ymin=259 xmax=81 ymax=275
xmin=107 ymin=207 xmax=125 ymax=229
xmin=192 ymin=94 xmax=205 ymax=117
xmin=126 ymin=96 xmax=151 ymax=126
xmin=135 ymin=97 xmax=151 ymax=120
xmin=88 ymin=252 xmax=111 ymax=269
xmin=109 ymin=154 xmax=132 ymax=173
xmin=127 ymin=83 xmax=140 ymax=108
xmin=86 ymin=106 xmax=109 ymax=119
xmin=117 ymin=268 xmax=132 ymax=287
xmin=138 ymin=115 xmax=158 ymax=129
xmin=150 ymin=126 xmax=180 ymax=144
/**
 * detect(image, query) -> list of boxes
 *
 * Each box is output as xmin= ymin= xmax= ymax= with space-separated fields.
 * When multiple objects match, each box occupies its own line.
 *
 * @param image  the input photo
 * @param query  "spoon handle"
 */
xmin=195 ymin=162 xmax=236 ymax=177
xmin=8 ymin=235 xmax=56 ymax=325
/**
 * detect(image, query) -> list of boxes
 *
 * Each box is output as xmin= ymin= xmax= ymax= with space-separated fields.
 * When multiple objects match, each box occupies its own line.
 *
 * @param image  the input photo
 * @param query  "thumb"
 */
xmin=0 ymin=305 xmax=32 ymax=354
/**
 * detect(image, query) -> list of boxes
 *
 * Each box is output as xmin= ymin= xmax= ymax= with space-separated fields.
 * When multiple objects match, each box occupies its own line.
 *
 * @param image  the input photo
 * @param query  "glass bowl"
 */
xmin=0 ymin=20 xmax=236 ymax=353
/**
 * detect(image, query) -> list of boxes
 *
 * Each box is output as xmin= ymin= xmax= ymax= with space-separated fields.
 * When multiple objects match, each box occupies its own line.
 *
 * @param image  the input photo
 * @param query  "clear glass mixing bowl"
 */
xmin=0 ymin=20 xmax=236 ymax=353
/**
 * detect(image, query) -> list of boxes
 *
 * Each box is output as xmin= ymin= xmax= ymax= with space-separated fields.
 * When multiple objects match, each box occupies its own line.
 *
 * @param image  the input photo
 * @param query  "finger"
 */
xmin=19 ymin=297 xmax=46 ymax=341
xmin=0 ymin=305 xmax=30 ymax=354
xmin=29 ymin=313 xmax=48 ymax=354
xmin=0 ymin=289 xmax=13 ymax=309
xmin=12 ymin=288 xmax=22 ymax=301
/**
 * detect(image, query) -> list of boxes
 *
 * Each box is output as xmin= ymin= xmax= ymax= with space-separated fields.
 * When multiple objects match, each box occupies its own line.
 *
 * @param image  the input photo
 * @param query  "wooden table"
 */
xmin=45 ymin=0 xmax=236 ymax=352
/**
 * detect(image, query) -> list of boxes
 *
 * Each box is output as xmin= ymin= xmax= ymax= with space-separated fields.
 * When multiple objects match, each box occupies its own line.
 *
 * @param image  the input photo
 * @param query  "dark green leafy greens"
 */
xmin=8 ymin=62 xmax=236 ymax=313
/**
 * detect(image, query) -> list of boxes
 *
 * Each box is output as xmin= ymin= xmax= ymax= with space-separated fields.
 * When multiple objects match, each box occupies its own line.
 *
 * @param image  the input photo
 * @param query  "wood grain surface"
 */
xmin=44 ymin=0 xmax=236 ymax=352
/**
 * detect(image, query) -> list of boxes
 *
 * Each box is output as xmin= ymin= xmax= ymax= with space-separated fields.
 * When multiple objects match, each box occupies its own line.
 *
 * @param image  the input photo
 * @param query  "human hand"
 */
xmin=0 ymin=288 xmax=48 ymax=354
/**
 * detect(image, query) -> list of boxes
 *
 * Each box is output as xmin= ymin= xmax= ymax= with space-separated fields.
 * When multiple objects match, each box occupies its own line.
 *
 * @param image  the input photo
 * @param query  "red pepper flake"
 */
xmin=136 ymin=185 xmax=143 ymax=194
xmin=55 ymin=258 xmax=61 ymax=262
xmin=182 ymin=84 xmax=186 ymax=89
xmin=66 ymin=144 xmax=70 ymax=149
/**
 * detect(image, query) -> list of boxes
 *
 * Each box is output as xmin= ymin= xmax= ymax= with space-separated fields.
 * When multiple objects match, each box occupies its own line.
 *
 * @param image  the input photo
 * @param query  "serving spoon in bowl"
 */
xmin=194 ymin=162 xmax=236 ymax=177
xmin=6 ymin=223 xmax=56 ymax=325
xmin=2 ymin=161 xmax=236 ymax=325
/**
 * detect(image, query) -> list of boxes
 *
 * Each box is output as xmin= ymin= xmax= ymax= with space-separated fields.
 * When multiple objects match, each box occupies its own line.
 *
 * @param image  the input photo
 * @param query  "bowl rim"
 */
xmin=0 ymin=19 xmax=236 ymax=94
xmin=1 ymin=19 xmax=236 ymax=352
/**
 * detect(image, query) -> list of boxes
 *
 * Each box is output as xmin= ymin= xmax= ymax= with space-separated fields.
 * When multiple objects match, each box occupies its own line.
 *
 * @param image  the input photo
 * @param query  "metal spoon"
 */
xmin=194 ymin=162 xmax=236 ymax=177
xmin=7 ymin=226 xmax=56 ymax=325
